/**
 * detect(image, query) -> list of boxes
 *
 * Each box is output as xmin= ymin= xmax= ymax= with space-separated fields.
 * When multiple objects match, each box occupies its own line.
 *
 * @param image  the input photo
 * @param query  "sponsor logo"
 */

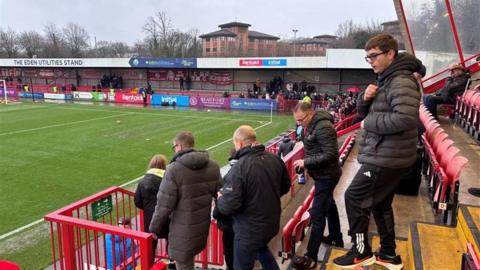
xmin=363 ymin=171 xmax=372 ymax=178
xmin=190 ymin=96 xmax=198 ymax=105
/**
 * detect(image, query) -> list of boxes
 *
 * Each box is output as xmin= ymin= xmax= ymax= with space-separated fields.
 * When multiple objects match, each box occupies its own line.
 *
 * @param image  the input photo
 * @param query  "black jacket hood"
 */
xmin=377 ymin=52 xmax=424 ymax=84
xmin=172 ymin=149 xmax=210 ymax=170
xmin=309 ymin=110 xmax=334 ymax=129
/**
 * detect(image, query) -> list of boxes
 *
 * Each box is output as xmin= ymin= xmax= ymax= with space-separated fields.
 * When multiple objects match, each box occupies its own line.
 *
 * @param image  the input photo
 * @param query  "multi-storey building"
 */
xmin=199 ymin=22 xmax=279 ymax=57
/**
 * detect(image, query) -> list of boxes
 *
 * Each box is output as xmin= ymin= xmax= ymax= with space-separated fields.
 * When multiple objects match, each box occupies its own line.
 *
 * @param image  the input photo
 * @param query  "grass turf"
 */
xmin=0 ymin=101 xmax=293 ymax=237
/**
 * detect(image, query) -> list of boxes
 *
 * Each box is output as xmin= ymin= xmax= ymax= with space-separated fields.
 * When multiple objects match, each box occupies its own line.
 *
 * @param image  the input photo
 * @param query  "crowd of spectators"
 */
xmin=100 ymin=74 xmax=124 ymax=89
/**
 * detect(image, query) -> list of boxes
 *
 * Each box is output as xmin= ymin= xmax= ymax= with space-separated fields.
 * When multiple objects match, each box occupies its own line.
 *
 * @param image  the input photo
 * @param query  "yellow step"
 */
xmin=408 ymin=222 xmax=465 ymax=270
xmin=320 ymin=236 xmax=408 ymax=270
xmin=457 ymin=204 xmax=480 ymax=257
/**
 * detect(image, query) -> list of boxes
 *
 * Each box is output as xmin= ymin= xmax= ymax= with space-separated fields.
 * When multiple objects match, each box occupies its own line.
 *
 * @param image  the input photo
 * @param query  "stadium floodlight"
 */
xmin=292 ymin=29 xmax=299 ymax=57
xmin=0 ymin=80 xmax=7 ymax=104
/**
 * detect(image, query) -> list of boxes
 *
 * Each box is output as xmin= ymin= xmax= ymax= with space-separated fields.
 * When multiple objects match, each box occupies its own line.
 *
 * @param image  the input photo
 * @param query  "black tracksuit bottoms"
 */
xmin=345 ymin=163 xmax=408 ymax=255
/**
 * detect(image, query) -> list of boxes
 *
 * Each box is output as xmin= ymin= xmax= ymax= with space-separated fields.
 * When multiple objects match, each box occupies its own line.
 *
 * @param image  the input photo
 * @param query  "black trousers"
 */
xmin=345 ymin=164 xmax=408 ymax=255
xmin=222 ymin=228 xmax=235 ymax=270
xmin=306 ymin=178 xmax=342 ymax=260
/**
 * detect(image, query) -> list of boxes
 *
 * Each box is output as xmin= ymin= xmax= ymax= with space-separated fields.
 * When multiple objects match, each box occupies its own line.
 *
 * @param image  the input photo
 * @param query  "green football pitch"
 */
xmin=0 ymin=101 xmax=294 ymax=236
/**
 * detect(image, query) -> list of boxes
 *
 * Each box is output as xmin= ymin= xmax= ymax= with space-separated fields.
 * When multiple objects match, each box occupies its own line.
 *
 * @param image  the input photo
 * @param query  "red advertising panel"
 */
xmin=115 ymin=93 xmax=149 ymax=104
xmin=239 ymin=59 xmax=262 ymax=66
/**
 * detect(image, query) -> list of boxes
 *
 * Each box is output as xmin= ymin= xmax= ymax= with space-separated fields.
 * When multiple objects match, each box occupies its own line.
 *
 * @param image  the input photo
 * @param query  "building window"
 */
xmin=206 ymin=48 xmax=211 ymax=52
xmin=249 ymin=38 xmax=255 ymax=42
xmin=213 ymin=48 xmax=217 ymax=52
xmin=206 ymin=38 xmax=210 ymax=42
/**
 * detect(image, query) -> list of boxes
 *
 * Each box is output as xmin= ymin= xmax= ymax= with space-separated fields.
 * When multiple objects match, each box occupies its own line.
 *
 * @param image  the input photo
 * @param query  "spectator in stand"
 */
xmin=146 ymin=82 xmax=153 ymax=94
xmin=149 ymin=132 xmax=221 ymax=270
xmin=179 ymin=76 xmax=185 ymax=90
xmin=216 ymin=125 xmax=291 ymax=270
xmin=423 ymin=64 xmax=469 ymax=118
xmin=106 ymin=217 xmax=134 ymax=270
xmin=333 ymin=34 xmax=423 ymax=269
xmin=277 ymin=135 xmax=295 ymax=158
xmin=186 ymin=75 xmax=192 ymax=90
xmin=134 ymin=154 xmax=168 ymax=259
xmin=292 ymin=102 xmax=343 ymax=269
xmin=239 ymin=92 xmax=245 ymax=98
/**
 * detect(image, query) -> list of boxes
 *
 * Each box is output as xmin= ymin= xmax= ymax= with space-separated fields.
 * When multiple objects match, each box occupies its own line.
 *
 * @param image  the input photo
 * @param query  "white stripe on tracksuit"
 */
xmin=356 ymin=233 xmax=364 ymax=254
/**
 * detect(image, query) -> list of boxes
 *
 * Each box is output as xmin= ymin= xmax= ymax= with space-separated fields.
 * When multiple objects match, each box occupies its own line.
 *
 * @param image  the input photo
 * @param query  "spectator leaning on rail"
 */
xmin=134 ymin=154 xmax=167 ymax=259
xmin=423 ymin=63 xmax=469 ymax=118
xmin=333 ymin=34 xmax=423 ymax=269
xmin=149 ymin=131 xmax=222 ymax=270
xmin=291 ymin=101 xmax=343 ymax=270
xmin=216 ymin=125 xmax=291 ymax=270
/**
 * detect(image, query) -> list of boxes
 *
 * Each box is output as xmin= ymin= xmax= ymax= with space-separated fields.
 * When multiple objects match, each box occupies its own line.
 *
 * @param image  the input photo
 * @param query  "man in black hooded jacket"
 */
xmin=292 ymin=102 xmax=343 ymax=269
xmin=333 ymin=34 xmax=423 ymax=269
xmin=216 ymin=125 xmax=291 ymax=270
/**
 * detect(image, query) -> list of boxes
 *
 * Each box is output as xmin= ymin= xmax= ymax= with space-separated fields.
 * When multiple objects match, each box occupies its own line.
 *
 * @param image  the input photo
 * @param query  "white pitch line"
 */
xmin=0 ymin=113 xmax=131 ymax=136
xmin=54 ymin=105 xmax=268 ymax=123
xmin=0 ymin=120 xmax=272 ymax=240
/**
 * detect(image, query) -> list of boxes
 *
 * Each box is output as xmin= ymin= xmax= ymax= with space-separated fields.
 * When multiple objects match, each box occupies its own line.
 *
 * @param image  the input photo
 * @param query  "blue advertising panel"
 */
xmin=64 ymin=94 xmax=73 ymax=100
xmin=230 ymin=98 xmax=277 ymax=111
xmin=151 ymin=95 xmax=189 ymax=106
xmin=19 ymin=92 xmax=44 ymax=99
xmin=262 ymin=59 xmax=287 ymax=66
xmin=129 ymin=58 xmax=197 ymax=68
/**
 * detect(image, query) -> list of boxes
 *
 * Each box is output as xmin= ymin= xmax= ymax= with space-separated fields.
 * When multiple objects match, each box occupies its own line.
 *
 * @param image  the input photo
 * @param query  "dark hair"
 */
xmin=364 ymin=34 xmax=398 ymax=57
xmin=118 ymin=217 xmax=131 ymax=226
xmin=174 ymin=131 xmax=195 ymax=148
xmin=293 ymin=101 xmax=313 ymax=113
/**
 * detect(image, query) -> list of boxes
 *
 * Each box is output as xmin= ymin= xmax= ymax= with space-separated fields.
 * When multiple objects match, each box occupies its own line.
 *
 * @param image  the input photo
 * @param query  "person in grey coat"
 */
xmin=149 ymin=131 xmax=222 ymax=270
xmin=333 ymin=34 xmax=423 ymax=269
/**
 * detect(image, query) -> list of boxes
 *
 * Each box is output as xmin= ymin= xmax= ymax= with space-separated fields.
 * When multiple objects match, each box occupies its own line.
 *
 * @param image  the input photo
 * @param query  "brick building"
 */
xmin=199 ymin=22 xmax=279 ymax=57
xmin=292 ymin=34 xmax=337 ymax=56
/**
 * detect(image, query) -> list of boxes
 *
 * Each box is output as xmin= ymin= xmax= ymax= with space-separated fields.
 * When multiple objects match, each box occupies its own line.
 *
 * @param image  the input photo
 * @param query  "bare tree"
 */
xmin=18 ymin=30 xmax=44 ymax=57
xmin=334 ymin=19 xmax=382 ymax=49
xmin=0 ymin=28 xmax=20 ymax=57
xmin=111 ymin=42 xmax=131 ymax=57
xmin=141 ymin=11 xmax=199 ymax=57
xmin=43 ymin=22 xmax=66 ymax=57
xmin=142 ymin=11 xmax=173 ymax=56
xmin=63 ymin=22 xmax=90 ymax=57
xmin=93 ymin=41 xmax=131 ymax=57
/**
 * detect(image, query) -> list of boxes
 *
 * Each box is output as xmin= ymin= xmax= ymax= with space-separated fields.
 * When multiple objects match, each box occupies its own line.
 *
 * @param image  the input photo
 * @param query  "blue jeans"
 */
xmin=234 ymin=238 xmax=279 ymax=270
xmin=306 ymin=178 xmax=342 ymax=260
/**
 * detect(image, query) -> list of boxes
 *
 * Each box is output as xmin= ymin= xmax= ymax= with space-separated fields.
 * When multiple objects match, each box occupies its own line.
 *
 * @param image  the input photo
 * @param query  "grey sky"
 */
xmin=0 ymin=0 xmax=397 ymax=45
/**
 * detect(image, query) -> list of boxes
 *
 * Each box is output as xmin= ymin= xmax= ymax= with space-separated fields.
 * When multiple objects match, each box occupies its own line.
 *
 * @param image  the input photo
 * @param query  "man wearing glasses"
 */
xmin=149 ymin=131 xmax=222 ymax=270
xmin=333 ymin=34 xmax=424 ymax=269
xmin=292 ymin=102 xmax=343 ymax=269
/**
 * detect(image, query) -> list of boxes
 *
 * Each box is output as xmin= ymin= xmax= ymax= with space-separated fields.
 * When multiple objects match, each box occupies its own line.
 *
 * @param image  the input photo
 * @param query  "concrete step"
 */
xmin=407 ymin=222 xmax=464 ymax=269
xmin=457 ymin=204 xmax=480 ymax=256
xmin=319 ymin=236 xmax=408 ymax=270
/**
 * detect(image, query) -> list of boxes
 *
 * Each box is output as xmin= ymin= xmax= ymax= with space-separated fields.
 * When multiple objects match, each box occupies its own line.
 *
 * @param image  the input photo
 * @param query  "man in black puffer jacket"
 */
xmin=292 ymin=102 xmax=343 ymax=270
xmin=149 ymin=131 xmax=221 ymax=270
xmin=216 ymin=125 xmax=291 ymax=270
xmin=333 ymin=34 xmax=423 ymax=270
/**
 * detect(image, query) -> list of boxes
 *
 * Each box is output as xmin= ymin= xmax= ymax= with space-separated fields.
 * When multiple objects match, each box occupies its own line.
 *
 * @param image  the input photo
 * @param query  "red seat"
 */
xmin=439 ymin=145 xmax=459 ymax=169
xmin=432 ymin=132 xmax=449 ymax=155
xmin=0 ymin=261 xmax=21 ymax=270
xmin=279 ymin=218 xmax=297 ymax=262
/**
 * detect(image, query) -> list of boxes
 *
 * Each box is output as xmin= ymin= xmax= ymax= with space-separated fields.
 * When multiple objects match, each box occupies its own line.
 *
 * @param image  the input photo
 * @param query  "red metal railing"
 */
xmin=44 ymin=114 xmax=361 ymax=270
xmin=45 ymin=186 xmax=224 ymax=270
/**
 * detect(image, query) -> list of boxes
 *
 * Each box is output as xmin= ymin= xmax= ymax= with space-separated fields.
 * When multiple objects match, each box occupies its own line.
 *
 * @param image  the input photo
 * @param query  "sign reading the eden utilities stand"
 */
xmin=91 ymin=195 xmax=113 ymax=220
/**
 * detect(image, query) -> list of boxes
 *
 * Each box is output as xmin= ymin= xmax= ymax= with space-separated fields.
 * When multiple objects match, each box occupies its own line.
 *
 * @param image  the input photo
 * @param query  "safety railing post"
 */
xmin=61 ymin=223 xmax=77 ymax=270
